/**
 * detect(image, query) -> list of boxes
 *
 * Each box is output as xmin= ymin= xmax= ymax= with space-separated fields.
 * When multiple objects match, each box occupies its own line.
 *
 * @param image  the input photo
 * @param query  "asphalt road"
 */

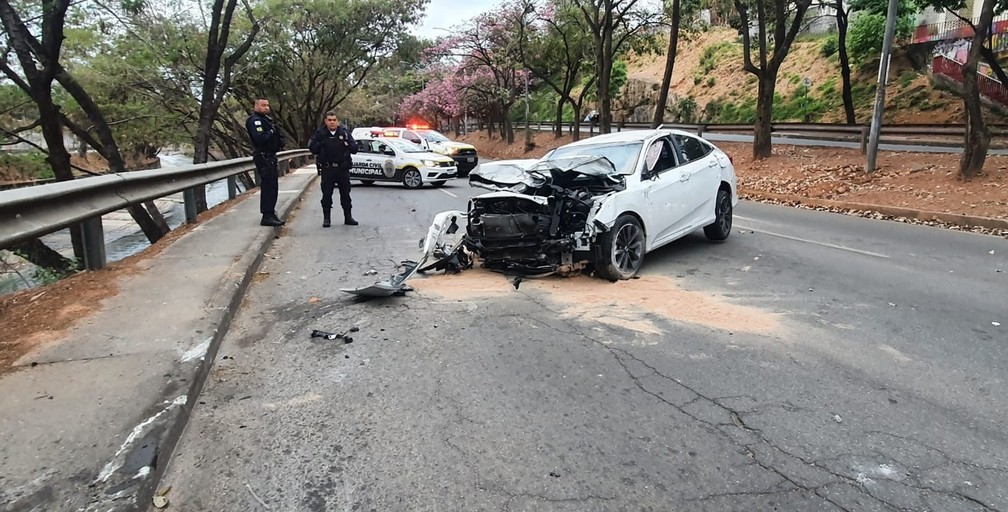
xmin=160 ymin=177 xmax=1008 ymax=511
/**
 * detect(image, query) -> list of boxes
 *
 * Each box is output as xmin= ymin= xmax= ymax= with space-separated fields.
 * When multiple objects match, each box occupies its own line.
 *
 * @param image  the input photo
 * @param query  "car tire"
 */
xmin=402 ymin=167 xmax=423 ymax=189
xmin=430 ymin=180 xmax=447 ymax=188
xmin=595 ymin=214 xmax=646 ymax=281
xmin=360 ymin=180 xmax=376 ymax=185
xmin=703 ymin=188 xmax=732 ymax=242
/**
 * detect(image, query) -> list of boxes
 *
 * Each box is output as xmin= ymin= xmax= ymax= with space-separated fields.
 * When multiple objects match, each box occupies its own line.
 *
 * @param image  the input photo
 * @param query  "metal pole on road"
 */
xmin=866 ymin=0 xmax=899 ymax=173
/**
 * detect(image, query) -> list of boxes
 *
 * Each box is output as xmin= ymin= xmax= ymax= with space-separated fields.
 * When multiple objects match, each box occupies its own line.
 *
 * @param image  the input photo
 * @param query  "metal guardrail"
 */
xmin=506 ymin=121 xmax=1008 ymax=150
xmin=0 ymin=149 xmax=311 ymax=270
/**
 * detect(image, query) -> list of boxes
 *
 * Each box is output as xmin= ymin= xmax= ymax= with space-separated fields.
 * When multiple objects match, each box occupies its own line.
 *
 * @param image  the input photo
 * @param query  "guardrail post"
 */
xmin=183 ymin=188 xmax=198 ymax=223
xmin=278 ymin=159 xmax=289 ymax=177
xmin=860 ymin=126 xmax=869 ymax=154
xmin=74 ymin=216 xmax=106 ymax=270
xmin=698 ymin=124 xmax=706 ymax=137
xmin=227 ymin=176 xmax=237 ymax=199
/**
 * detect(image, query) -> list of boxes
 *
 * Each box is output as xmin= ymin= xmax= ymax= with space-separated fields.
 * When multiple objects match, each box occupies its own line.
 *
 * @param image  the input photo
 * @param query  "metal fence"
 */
xmin=0 ymin=149 xmax=311 ymax=270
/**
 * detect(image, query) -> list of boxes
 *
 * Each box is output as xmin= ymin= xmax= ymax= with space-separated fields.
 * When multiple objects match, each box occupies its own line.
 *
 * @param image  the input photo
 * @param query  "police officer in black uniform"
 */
xmin=308 ymin=111 xmax=358 ymax=227
xmin=245 ymin=98 xmax=286 ymax=227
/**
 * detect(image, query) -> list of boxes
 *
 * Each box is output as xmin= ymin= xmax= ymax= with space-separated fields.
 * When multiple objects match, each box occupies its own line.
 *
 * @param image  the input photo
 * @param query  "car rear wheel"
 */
xmin=703 ymin=188 xmax=732 ymax=241
xmin=359 ymin=180 xmax=375 ymax=185
xmin=402 ymin=167 xmax=423 ymax=189
xmin=595 ymin=214 xmax=645 ymax=281
xmin=430 ymin=180 xmax=447 ymax=188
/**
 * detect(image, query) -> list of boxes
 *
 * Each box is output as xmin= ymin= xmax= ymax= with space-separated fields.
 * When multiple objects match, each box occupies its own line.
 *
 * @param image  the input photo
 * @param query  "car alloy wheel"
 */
xmin=613 ymin=222 xmax=644 ymax=274
xmin=704 ymin=188 xmax=732 ymax=241
xmin=402 ymin=168 xmax=423 ymax=189
xmin=595 ymin=214 xmax=645 ymax=280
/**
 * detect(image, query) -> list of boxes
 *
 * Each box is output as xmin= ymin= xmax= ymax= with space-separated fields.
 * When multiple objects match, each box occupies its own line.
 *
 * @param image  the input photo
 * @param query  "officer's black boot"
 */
xmin=268 ymin=211 xmax=286 ymax=225
xmin=322 ymin=208 xmax=331 ymax=228
xmin=343 ymin=208 xmax=358 ymax=226
xmin=261 ymin=214 xmax=283 ymax=227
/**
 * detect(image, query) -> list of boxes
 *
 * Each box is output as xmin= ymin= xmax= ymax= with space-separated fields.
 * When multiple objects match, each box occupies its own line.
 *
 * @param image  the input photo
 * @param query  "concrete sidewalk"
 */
xmin=0 ymin=166 xmax=317 ymax=512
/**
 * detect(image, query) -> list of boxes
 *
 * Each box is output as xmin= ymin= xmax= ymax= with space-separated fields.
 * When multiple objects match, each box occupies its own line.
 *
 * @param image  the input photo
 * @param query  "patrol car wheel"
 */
xmin=402 ymin=167 xmax=423 ymax=189
xmin=430 ymin=181 xmax=447 ymax=188
xmin=359 ymin=180 xmax=375 ymax=185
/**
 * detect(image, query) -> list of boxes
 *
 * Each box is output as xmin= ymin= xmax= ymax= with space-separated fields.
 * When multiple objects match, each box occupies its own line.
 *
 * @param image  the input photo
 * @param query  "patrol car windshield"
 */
xmin=385 ymin=138 xmax=427 ymax=153
xmin=544 ymin=142 xmax=643 ymax=175
xmin=418 ymin=130 xmax=450 ymax=143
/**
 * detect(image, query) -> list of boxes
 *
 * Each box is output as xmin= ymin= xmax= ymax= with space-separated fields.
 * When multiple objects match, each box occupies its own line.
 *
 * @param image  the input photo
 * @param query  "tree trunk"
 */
xmin=652 ymin=0 xmax=681 ymax=128
xmin=959 ymin=0 xmax=996 ymax=179
xmin=598 ymin=14 xmax=613 ymax=134
xmin=836 ymin=5 xmax=855 ymax=124
xmin=753 ymin=73 xmax=775 ymax=159
xmin=554 ymin=97 xmax=565 ymax=138
xmin=9 ymin=238 xmax=76 ymax=278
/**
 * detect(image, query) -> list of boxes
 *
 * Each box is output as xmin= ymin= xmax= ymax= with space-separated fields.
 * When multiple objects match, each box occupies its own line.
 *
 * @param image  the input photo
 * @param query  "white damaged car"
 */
xmin=456 ymin=129 xmax=738 ymax=280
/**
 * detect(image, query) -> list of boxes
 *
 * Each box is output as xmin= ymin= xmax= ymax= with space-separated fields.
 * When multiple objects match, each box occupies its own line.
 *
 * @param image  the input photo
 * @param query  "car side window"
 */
xmin=404 ymin=131 xmax=423 ymax=144
xmin=357 ymin=140 xmax=371 ymax=153
xmin=672 ymin=134 xmax=712 ymax=163
xmin=643 ymin=138 xmax=679 ymax=178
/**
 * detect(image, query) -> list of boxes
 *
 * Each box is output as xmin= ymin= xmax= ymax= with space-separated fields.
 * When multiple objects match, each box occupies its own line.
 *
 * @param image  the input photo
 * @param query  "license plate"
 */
xmin=466 ymin=157 xmax=475 ymax=162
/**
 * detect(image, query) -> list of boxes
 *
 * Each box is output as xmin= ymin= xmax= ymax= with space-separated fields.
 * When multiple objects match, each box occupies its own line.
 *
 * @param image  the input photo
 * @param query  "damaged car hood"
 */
xmin=470 ymin=156 xmax=624 ymax=194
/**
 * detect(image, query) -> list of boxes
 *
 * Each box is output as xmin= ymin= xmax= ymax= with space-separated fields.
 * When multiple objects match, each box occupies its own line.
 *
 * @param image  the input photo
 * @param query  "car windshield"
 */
xmin=385 ymin=138 xmax=426 ymax=153
xmin=544 ymin=142 xmax=643 ymax=175
xmin=419 ymin=130 xmax=450 ymax=142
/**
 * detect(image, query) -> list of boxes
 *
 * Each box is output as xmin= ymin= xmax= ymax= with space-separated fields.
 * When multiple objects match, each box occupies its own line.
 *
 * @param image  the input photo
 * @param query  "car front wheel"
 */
xmin=595 ymin=214 xmax=645 ymax=281
xmin=402 ymin=167 xmax=423 ymax=189
xmin=703 ymin=188 xmax=732 ymax=241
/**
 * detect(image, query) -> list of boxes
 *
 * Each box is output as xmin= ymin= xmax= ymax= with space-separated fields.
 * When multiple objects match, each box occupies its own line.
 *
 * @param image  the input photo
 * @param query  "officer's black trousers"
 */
xmin=253 ymin=152 xmax=279 ymax=215
xmin=320 ymin=166 xmax=352 ymax=211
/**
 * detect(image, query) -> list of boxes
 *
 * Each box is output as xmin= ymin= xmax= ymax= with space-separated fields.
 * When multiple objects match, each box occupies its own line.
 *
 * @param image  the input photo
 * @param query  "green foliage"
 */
xmin=702 ymin=97 xmax=757 ymax=123
xmin=816 ymin=77 xmax=839 ymax=94
xmin=820 ymin=35 xmax=839 ymax=58
xmin=675 ymin=96 xmax=698 ymax=122
xmin=898 ymin=71 xmax=917 ymax=87
xmin=610 ymin=61 xmax=628 ymax=99
xmin=28 ymin=259 xmax=80 ymax=286
xmin=847 ymin=14 xmax=887 ymax=64
xmin=698 ymin=41 xmax=736 ymax=74
xmin=846 ymin=0 xmax=922 ymax=64
xmin=706 ymin=76 xmax=716 ymax=87
xmin=0 ymin=152 xmax=53 ymax=180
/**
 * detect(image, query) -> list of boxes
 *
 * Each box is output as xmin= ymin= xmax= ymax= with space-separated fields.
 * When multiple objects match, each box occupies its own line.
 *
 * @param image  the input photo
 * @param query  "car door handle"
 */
xmin=707 ymin=159 xmax=718 ymax=168
xmin=679 ymin=172 xmax=691 ymax=182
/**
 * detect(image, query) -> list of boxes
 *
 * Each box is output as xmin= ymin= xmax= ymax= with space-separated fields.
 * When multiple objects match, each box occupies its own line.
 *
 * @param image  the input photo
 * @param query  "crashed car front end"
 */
xmin=463 ymin=157 xmax=624 ymax=276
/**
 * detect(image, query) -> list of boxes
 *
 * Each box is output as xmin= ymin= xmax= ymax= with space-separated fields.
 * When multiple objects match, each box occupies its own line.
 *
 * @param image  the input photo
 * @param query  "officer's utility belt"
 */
xmin=319 ymin=161 xmax=347 ymax=168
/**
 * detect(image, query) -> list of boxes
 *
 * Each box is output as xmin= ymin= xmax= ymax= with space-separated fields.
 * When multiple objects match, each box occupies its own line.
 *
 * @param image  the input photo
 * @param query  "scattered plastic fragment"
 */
xmin=888 ymin=302 xmax=897 ymax=307
xmin=310 ymin=329 xmax=355 ymax=343
xmin=833 ymin=414 xmax=843 ymax=424
xmin=993 ymin=322 xmax=1001 ymax=327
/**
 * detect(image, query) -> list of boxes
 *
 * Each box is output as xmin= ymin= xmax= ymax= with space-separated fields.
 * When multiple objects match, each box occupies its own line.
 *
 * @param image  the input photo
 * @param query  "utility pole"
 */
xmin=866 ymin=0 xmax=899 ymax=173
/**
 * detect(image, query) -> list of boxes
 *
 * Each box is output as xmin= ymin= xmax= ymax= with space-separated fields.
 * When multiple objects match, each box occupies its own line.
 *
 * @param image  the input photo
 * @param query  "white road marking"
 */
xmin=736 ymin=223 xmax=890 ymax=259
xmin=438 ymin=189 xmax=458 ymax=198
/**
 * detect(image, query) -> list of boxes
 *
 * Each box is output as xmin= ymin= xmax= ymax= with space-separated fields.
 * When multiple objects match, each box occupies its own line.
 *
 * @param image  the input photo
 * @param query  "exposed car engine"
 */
xmin=464 ymin=157 xmax=624 ymax=276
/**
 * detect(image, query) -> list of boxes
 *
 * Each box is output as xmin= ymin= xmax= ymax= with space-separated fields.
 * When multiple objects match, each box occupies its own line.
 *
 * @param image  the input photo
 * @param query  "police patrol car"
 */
xmin=351 ymin=125 xmax=479 ymax=177
xmin=352 ymin=137 xmax=458 ymax=188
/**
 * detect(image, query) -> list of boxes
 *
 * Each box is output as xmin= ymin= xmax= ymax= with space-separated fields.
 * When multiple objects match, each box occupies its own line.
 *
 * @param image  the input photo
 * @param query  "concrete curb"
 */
xmin=741 ymin=189 xmax=1008 ymax=232
xmin=135 ymin=172 xmax=315 ymax=511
